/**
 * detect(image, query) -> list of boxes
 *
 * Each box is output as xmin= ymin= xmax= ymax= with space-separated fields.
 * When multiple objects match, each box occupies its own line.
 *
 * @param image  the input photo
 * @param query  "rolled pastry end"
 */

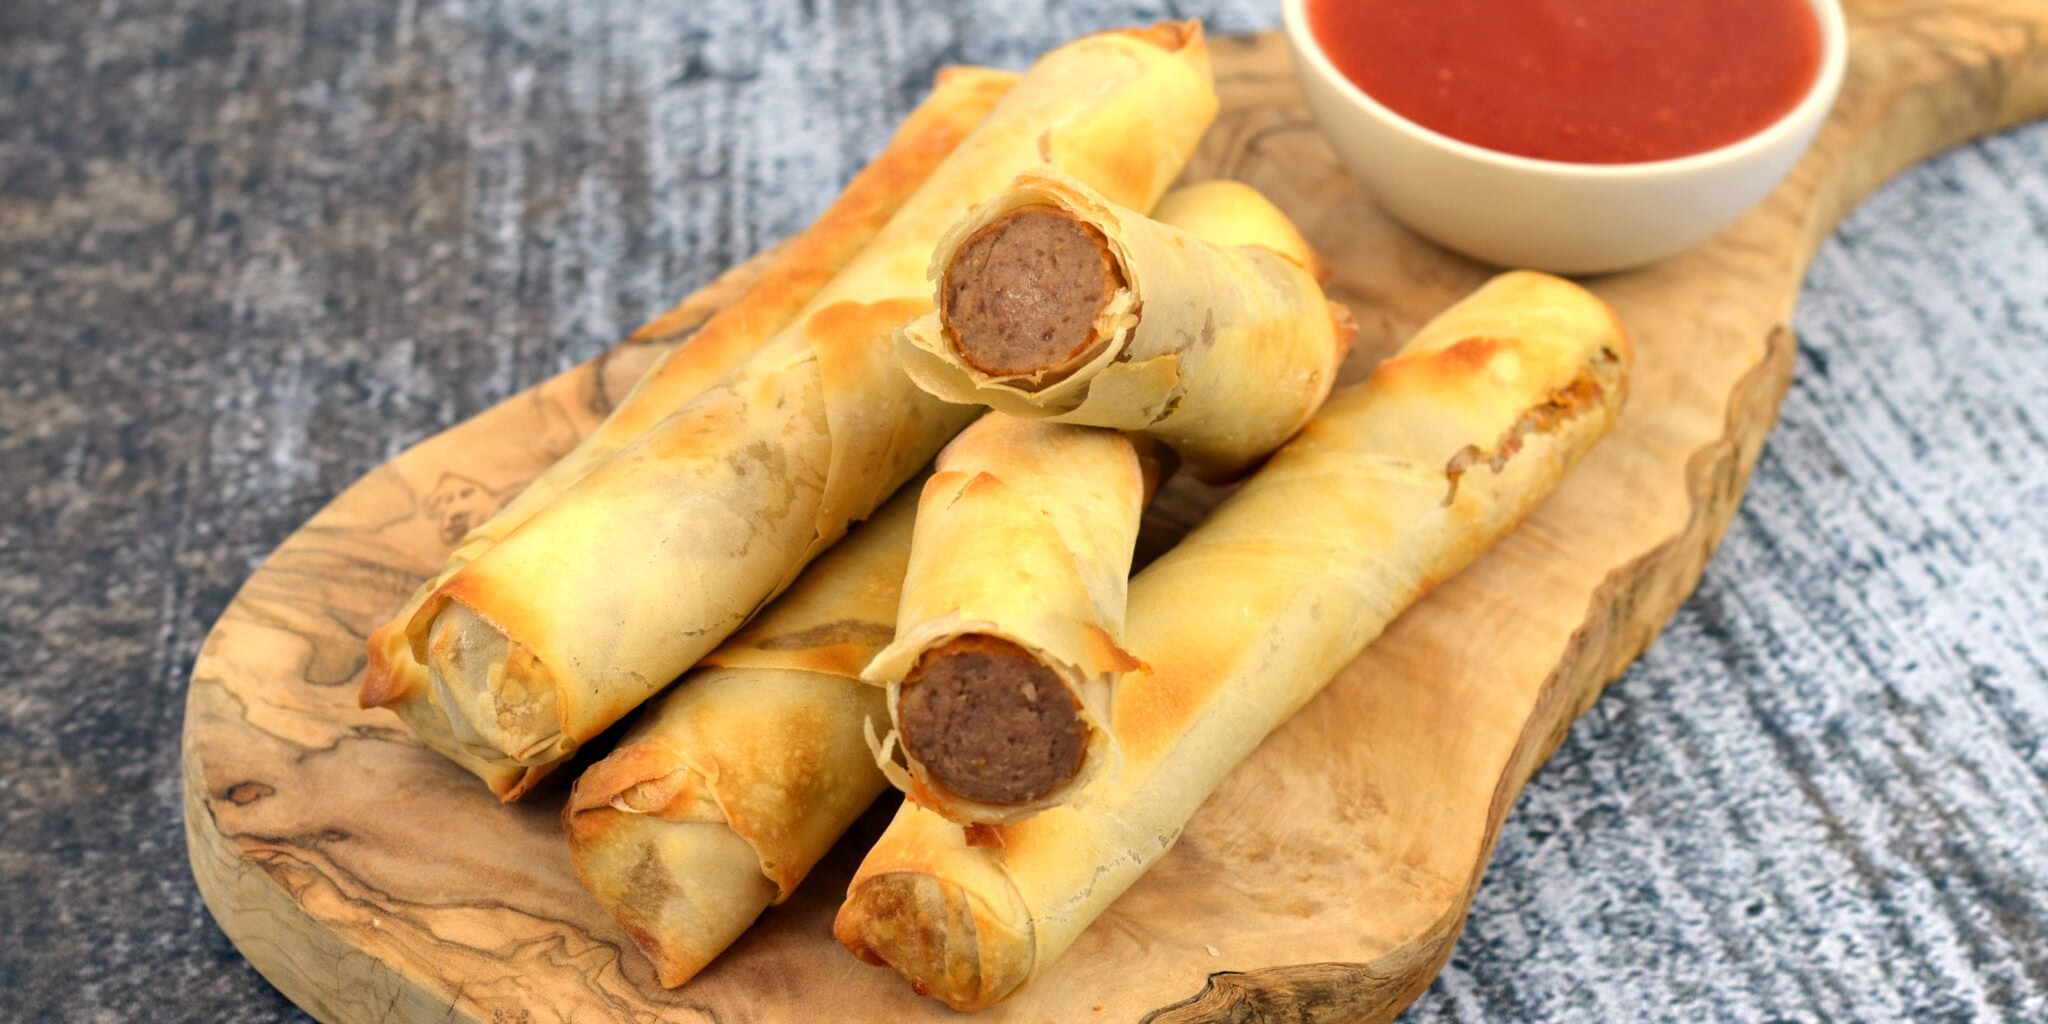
xmin=833 ymin=870 xmax=1033 ymax=1011
xmin=562 ymin=795 xmax=779 ymax=989
xmin=362 ymin=601 xmax=557 ymax=800
xmin=939 ymin=205 xmax=1124 ymax=383
xmin=897 ymin=634 xmax=1090 ymax=807
xmin=401 ymin=600 xmax=571 ymax=800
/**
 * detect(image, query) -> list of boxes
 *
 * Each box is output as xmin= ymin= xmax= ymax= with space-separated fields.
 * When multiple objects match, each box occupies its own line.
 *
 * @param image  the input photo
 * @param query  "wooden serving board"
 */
xmin=182 ymin=5 xmax=2048 ymax=1022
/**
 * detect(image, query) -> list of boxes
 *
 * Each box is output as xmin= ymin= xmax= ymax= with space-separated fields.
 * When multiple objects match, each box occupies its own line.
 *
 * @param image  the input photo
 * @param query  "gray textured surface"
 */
xmin=1 ymin=1 xmax=2043 ymax=1022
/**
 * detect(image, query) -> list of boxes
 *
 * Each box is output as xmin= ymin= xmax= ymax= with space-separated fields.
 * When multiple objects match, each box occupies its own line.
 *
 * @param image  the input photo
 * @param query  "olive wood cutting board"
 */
xmin=181 ymin=4 xmax=2048 ymax=1021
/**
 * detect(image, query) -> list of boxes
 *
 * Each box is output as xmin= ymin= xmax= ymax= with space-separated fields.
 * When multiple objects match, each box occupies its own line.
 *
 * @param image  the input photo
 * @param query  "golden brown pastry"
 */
xmin=835 ymin=270 xmax=1633 ymax=1010
xmin=895 ymin=172 xmax=1351 ymax=480
xmin=561 ymin=488 xmax=918 ymax=988
xmin=861 ymin=416 xmax=1147 ymax=825
xmin=357 ymin=64 xmax=1019 ymax=795
xmin=862 ymin=177 xmax=1340 ymax=825
xmin=373 ymin=24 xmax=1216 ymax=799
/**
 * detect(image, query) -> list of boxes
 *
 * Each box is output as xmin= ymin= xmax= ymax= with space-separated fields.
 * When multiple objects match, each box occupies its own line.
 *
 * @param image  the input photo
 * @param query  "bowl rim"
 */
xmin=1279 ymin=0 xmax=1849 ymax=179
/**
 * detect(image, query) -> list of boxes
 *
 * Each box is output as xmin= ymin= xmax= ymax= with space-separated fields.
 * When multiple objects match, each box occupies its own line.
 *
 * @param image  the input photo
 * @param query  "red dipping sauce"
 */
xmin=1306 ymin=0 xmax=1824 ymax=164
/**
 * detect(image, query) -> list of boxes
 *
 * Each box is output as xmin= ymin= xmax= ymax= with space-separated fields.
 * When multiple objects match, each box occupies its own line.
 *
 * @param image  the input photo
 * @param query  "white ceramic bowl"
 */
xmin=1281 ymin=0 xmax=1848 ymax=275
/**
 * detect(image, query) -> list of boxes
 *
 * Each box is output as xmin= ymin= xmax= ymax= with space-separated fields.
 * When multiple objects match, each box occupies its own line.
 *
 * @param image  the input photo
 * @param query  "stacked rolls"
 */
xmin=358 ymin=64 xmax=1019 ymax=798
xmin=361 ymin=22 xmax=1219 ymax=798
xmin=562 ymin=488 xmax=918 ymax=987
xmin=861 ymin=175 xmax=1349 ymax=827
xmin=835 ymin=270 xmax=1630 ymax=1008
xmin=359 ymin=18 xmax=1635 ymax=1011
xmin=560 ymin=172 xmax=1343 ymax=985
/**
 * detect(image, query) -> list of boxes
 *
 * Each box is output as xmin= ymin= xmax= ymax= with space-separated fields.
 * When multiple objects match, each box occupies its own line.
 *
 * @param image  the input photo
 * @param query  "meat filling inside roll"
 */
xmin=940 ymin=205 xmax=1123 ymax=381
xmin=896 ymin=634 xmax=1089 ymax=805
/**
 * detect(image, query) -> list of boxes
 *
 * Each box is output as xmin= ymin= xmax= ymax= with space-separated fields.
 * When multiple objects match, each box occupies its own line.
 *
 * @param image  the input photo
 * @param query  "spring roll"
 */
xmin=862 ymin=416 xmax=1148 ymax=826
xmin=834 ymin=270 xmax=1633 ymax=1010
xmin=896 ymin=171 xmax=1351 ymax=480
xmin=358 ymin=66 xmax=1019 ymax=794
xmin=561 ymin=486 xmax=920 ymax=988
xmin=391 ymin=23 xmax=1218 ymax=799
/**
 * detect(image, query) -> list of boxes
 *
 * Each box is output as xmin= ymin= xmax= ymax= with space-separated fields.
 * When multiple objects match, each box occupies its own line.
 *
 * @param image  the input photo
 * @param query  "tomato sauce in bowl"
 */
xmin=1305 ymin=0 xmax=1824 ymax=164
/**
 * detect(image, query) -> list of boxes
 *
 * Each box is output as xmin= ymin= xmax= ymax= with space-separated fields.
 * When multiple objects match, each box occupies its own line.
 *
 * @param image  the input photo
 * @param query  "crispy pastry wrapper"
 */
xmin=561 ymin=488 xmax=919 ymax=988
xmin=861 ymin=415 xmax=1145 ymax=825
xmin=863 ymin=180 xmax=1325 ymax=823
xmin=357 ymin=65 xmax=1019 ymax=796
xmin=835 ymin=270 xmax=1635 ymax=1010
xmin=388 ymin=23 xmax=1217 ymax=799
xmin=897 ymin=172 xmax=1351 ymax=480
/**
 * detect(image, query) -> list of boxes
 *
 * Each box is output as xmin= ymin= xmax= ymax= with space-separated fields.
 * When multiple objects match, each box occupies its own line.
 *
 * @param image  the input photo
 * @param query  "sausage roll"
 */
xmin=863 ymin=178 xmax=1340 ymax=825
xmin=895 ymin=172 xmax=1351 ymax=480
xmin=835 ymin=270 xmax=1633 ymax=1010
xmin=862 ymin=416 xmax=1148 ymax=825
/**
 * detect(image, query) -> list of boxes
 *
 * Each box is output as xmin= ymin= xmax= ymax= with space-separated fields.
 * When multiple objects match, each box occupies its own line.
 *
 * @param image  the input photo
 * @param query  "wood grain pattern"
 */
xmin=181 ymin=5 xmax=2048 ymax=1022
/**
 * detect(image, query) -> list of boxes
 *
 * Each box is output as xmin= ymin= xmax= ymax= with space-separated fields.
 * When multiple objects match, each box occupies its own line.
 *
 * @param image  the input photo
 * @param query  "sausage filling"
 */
xmin=896 ymin=634 xmax=1089 ymax=805
xmin=939 ymin=205 xmax=1123 ymax=380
